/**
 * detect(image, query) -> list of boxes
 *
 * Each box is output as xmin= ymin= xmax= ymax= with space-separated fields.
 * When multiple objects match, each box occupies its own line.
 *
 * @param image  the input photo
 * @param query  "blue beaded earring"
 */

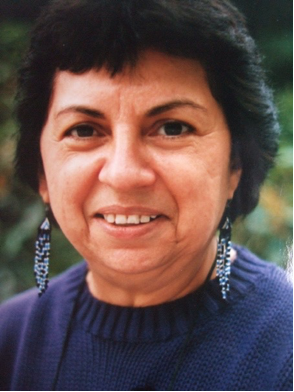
xmin=34 ymin=207 xmax=51 ymax=297
xmin=216 ymin=203 xmax=232 ymax=300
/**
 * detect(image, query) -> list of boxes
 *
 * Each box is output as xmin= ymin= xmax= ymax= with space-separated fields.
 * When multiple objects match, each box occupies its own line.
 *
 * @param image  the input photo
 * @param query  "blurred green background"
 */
xmin=0 ymin=0 xmax=292 ymax=302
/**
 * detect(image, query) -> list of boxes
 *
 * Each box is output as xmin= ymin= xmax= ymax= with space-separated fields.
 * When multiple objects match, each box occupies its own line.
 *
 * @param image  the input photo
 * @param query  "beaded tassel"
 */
xmin=216 ymin=216 xmax=232 ymax=300
xmin=34 ymin=216 xmax=51 ymax=296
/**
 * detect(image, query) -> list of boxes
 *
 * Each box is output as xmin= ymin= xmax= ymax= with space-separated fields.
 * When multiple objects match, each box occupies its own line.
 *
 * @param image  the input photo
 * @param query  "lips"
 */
xmin=94 ymin=206 xmax=163 ymax=226
xmin=102 ymin=214 xmax=158 ymax=225
xmin=96 ymin=205 xmax=164 ymax=216
xmin=92 ymin=206 xmax=166 ymax=240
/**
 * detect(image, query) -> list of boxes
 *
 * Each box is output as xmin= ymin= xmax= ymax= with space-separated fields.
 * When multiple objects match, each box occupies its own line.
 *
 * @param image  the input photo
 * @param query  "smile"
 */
xmin=97 ymin=214 xmax=159 ymax=225
xmin=93 ymin=212 xmax=164 ymax=240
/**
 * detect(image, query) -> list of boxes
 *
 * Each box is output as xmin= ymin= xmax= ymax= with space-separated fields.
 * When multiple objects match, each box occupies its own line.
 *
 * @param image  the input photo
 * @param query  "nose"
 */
xmin=98 ymin=131 xmax=156 ymax=191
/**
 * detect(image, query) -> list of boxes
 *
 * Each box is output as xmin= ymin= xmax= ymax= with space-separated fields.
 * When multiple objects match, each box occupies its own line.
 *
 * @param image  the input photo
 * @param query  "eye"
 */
xmin=67 ymin=124 xmax=98 ymax=138
xmin=158 ymin=121 xmax=194 ymax=137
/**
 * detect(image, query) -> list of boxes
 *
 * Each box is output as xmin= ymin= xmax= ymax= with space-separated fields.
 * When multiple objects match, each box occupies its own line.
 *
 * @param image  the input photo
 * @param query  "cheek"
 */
xmin=42 ymin=152 xmax=95 ymax=219
xmin=155 ymin=147 xmax=231 ymax=232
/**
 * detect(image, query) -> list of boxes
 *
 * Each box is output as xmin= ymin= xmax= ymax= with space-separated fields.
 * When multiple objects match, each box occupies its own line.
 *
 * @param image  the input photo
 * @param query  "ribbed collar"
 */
xmin=73 ymin=245 xmax=269 ymax=342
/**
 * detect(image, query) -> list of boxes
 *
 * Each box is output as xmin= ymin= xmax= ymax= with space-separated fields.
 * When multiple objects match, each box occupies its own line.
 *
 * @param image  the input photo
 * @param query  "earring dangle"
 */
xmin=216 ymin=206 xmax=232 ymax=300
xmin=34 ymin=208 xmax=51 ymax=297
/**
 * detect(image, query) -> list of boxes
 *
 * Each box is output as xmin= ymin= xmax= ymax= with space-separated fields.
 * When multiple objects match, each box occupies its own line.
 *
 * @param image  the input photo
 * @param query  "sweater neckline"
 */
xmin=73 ymin=245 xmax=268 ymax=342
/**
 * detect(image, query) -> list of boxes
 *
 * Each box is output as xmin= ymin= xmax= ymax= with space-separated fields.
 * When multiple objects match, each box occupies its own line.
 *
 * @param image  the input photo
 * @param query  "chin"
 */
xmin=92 ymin=249 xmax=169 ymax=275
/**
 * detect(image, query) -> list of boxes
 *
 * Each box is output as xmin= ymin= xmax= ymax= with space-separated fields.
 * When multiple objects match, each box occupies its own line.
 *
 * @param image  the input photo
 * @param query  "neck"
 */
xmin=86 ymin=239 xmax=228 ymax=307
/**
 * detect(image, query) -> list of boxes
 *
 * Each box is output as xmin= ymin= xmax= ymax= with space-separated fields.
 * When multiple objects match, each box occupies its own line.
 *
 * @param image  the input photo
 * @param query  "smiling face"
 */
xmin=39 ymin=51 xmax=241 ymax=301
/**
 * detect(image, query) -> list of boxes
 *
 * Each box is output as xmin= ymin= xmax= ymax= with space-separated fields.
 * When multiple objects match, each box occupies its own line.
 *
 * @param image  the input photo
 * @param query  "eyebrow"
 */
xmin=55 ymin=99 xmax=206 ymax=119
xmin=56 ymin=106 xmax=105 ymax=119
xmin=146 ymin=100 xmax=207 ymax=117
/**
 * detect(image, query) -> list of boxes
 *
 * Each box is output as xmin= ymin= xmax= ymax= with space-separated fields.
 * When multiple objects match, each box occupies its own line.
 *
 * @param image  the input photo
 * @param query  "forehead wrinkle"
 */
xmin=50 ymin=53 xmax=216 ymax=129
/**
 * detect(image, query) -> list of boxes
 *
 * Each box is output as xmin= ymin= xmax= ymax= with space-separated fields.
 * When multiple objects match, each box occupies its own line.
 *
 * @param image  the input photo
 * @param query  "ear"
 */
xmin=228 ymin=168 xmax=242 ymax=199
xmin=38 ymin=173 xmax=50 ymax=204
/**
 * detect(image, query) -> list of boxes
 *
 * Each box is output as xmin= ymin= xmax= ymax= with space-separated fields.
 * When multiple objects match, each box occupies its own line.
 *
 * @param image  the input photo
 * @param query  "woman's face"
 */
xmin=39 ymin=51 xmax=240 ymax=283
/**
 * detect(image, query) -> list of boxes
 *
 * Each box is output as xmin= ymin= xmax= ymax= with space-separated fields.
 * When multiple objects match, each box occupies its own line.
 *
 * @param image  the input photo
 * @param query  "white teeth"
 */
xmin=102 ymin=214 xmax=158 ymax=225
xmin=104 ymin=214 xmax=115 ymax=223
xmin=127 ymin=215 xmax=140 ymax=224
xmin=140 ymin=215 xmax=151 ymax=223
xmin=115 ymin=214 xmax=127 ymax=224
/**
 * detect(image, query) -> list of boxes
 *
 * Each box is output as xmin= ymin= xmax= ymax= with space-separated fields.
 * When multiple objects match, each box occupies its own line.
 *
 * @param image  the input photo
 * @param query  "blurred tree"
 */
xmin=231 ymin=0 xmax=293 ymax=271
xmin=0 ymin=21 xmax=81 ymax=301
xmin=0 ymin=0 xmax=292 ymax=302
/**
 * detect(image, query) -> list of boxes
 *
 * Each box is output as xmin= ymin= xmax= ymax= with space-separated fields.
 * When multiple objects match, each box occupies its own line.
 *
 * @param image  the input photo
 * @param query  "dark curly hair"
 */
xmin=15 ymin=0 xmax=280 ymax=222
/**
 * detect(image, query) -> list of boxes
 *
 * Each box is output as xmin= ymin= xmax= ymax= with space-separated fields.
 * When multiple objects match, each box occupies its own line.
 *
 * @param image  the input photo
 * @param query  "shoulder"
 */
xmin=0 ymin=262 xmax=86 ymax=352
xmin=234 ymin=244 xmax=293 ymax=297
xmin=0 ymin=261 xmax=86 ymax=337
xmin=226 ymin=246 xmax=293 ymax=355
xmin=232 ymin=246 xmax=292 ymax=379
xmin=0 ymin=261 xmax=87 ymax=390
xmin=186 ymin=246 xmax=293 ymax=390
xmin=0 ymin=261 xmax=86 ymax=320
xmin=231 ymin=245 xmax=293 ymax=324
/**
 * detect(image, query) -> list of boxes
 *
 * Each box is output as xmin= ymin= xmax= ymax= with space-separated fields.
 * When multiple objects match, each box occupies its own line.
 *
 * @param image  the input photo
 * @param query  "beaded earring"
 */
xmin=216 ymin=204 xmax=232 ymax=300
xmin=34 ymin=207 xmax=51 ymax=296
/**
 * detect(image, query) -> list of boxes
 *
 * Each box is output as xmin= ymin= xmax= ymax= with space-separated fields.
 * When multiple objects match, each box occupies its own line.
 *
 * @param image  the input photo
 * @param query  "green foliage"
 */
xmin=0 ymin=15 xmax=292 ymax=302
xmin=0 ymin=23 xmax=81 ymax=303
xmin=233 ymin=32 xmax=293 ymax=268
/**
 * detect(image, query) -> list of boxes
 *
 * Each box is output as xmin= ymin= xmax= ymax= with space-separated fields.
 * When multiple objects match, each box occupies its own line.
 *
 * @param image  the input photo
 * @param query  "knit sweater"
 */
xmin=0 ymin=246 xmax=292 ymax=391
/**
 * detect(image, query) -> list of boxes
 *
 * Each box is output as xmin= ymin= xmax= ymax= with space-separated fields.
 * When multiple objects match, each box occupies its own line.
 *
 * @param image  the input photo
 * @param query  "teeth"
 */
xmin=115 ymin=215 xmax=127 ymax=224
xmin=103 ymin=214 xmax=158 ymax=225
xmin=104 ymin=214 xmax=115 ymax=223
xmin=127 ymin=215 xmax=140 ymax=224
xmin=140 ymin=215 xmax=151 ymax=223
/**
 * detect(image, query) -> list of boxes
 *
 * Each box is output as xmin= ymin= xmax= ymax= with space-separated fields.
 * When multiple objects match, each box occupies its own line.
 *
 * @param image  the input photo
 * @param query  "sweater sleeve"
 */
xmin=274 ymin=352 xmax=293 ymax=391
xmin=269 ymin=264 xmax=293 ymax=391
xmin=0 ymin=262 xmax=86 ymax=391
xmin=0 ymin=289 xmax=38 ymax=390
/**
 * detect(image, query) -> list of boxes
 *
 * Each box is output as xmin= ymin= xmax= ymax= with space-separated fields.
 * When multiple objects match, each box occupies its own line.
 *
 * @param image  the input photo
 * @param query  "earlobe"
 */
xmin=38 ymin=174 xmax=50 ymax=203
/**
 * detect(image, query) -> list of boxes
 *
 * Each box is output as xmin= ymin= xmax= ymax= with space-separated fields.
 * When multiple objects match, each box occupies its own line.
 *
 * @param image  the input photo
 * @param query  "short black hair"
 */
xmin=15 ymin=0 xmax=280 ymax=221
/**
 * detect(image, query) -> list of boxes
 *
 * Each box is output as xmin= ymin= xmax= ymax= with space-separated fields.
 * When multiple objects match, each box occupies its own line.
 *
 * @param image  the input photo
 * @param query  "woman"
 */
xmin=0 ymin=0 xmax=292 ymax=390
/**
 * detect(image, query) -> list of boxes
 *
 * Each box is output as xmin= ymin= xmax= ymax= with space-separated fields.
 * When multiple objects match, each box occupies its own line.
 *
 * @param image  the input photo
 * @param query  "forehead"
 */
xmin=49 ymin=51 xmax=219 ymax=116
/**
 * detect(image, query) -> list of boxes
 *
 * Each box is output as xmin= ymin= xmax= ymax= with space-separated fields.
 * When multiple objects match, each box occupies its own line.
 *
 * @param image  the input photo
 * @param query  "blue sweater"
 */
xmin=0 ymin=246 xmax=292 ymax=391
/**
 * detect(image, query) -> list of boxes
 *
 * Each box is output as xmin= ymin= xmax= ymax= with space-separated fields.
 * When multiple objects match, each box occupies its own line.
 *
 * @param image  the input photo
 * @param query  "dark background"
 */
xmin=0 ymin=0 xmax=292 ymax=302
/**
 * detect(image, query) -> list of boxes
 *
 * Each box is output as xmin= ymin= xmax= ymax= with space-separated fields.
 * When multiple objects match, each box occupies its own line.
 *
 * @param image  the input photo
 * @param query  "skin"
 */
xmin=39 ymin=51 xmax=241 ymax=307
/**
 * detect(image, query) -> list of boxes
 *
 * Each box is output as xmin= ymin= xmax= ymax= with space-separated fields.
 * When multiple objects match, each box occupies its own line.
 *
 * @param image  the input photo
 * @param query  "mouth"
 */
xmin=95 ymin=213 xmax=160 ymax=226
